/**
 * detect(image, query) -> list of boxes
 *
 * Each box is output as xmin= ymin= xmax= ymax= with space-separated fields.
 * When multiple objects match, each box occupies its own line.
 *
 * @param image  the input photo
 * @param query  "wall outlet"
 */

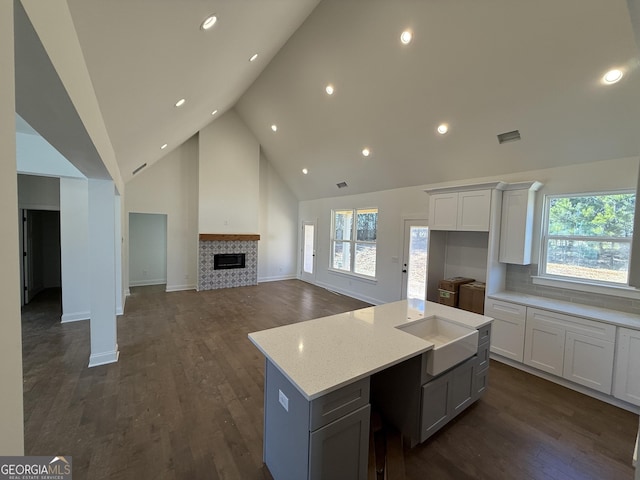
xmin=278 ymin=389 xmax=289 ymax=412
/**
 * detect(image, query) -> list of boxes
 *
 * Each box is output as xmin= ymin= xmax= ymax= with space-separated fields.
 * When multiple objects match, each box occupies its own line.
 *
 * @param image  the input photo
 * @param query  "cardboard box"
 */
xmin=438 ymin=289 xmax=457 ymax=307
xmin=438 ymin=277 xmax=475 ymax=294
xmin=459 ymin=282 xmax=486 ymax=315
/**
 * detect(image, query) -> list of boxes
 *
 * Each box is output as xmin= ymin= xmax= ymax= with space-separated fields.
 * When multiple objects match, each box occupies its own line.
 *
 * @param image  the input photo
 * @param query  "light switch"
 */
xmin=278 ymin=389 xmax=289 ymax=412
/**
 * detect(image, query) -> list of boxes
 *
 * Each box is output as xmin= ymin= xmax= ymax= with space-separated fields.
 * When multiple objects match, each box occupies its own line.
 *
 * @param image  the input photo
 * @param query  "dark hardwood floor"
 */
xmin=21 ymin=281 xmax=638 ymax=479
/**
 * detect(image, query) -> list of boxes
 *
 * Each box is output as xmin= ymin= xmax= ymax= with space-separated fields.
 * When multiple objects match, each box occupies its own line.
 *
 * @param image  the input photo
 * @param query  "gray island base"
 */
xmin=249 ymin=299 xmax=493 ymax=480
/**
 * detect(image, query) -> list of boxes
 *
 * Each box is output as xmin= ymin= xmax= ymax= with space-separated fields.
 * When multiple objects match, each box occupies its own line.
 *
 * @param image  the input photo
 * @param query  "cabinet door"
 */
xmin=486 ymin=299 xmax=526 ymax=362
xmin=499 ymin=189 xmax=534 ymax=264
xmin=563 ymin=332 xmax=614 ymax=394
xmin=524 ymin=313 xmax=565 ymax=375
xmin=309 ymin=404 xmax=370 ymax=480
xmin=420 ymin=373 xmax=451 ymax=442
xmin=429 ymin=192 xmax=459 ymax=230
xmin=457 ymin=190 xmax=491 ymax=231
xmin=449 ymin=357 xmax=476 ymax=417
xmin=614 ymin=327 xmax=640 ymax=406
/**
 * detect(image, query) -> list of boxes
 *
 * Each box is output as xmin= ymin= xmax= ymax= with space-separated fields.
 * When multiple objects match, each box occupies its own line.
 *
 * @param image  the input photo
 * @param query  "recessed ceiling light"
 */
xmin=211 ymin=109 xmax=218 ymax=116
xmin=271 ymin=124 xmax=278 ymax=132
xmin=602 ymin=69 xmax=623 ymax=85
xmin=201 ymin=14 xmax=217 ymax=30
xmin=175 ymin=98 xmax=186 ymax=107
xmin=249 ymin=53 xmax=258 ymax=62
xmin=161 ymin=144 xmax=168 ymax=150
xmin=437 ymin=123 xmax=449 ymax=135
xmin=362 ymin=148 xmax=371 ymax=157
xmin=400 ymin=30 xmax=413 ymax=45
xmin=325 ymin=84 xmax=334 ymax=95
xmin=302 ymin=168 xmax=308 ymax=175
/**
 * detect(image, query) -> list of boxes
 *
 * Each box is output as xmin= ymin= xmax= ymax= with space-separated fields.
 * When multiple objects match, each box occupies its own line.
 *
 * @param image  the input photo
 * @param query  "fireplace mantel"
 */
xmin=199 ymin=234 xmax=260 ymax=241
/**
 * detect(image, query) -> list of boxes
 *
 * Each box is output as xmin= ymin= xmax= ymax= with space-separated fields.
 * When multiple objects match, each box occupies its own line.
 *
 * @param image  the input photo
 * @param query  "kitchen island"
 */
xmin=249 ymin=299 xmax=493 ymax=480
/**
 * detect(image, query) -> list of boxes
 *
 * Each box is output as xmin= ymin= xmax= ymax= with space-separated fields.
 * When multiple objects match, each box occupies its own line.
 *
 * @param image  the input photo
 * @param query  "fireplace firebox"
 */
xmin=214 ymin=253 xmax=246 ymax=270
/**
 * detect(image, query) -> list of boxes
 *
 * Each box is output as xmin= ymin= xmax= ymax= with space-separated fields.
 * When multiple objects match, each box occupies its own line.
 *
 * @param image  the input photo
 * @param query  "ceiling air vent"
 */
xmin=336 ymin=181 xmax=348 ymax=189
xmin=497 ymin=130 xmax=521 ymax=144
xmin=132 ymin=163 xmax=147 ymax=175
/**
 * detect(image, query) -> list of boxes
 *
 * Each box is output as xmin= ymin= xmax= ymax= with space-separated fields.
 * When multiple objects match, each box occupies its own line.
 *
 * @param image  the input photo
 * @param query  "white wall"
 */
xmin=258 ymin=153 xmax=299 ymax=282
xmin=299 ymin=186 xmax=427 ymax=305
xmin=60 ymin=178 xmax=89 ymax=322
xmin=125 ymin=135 xmax=199 ymax=292
xmin=129 ymin=213 xmax=167 ymax=286
xmin=18 ymin=174 xmax=60 ymax=210
xmin=299 ymin=156 xmax=639 ymax=305
xmin=198 ymin=109 xmax=260 ymax=234
xmin=0 ymin=0 xmax=24 ymax=454
xmin=16 ymin=130 xmax=84 ymax=178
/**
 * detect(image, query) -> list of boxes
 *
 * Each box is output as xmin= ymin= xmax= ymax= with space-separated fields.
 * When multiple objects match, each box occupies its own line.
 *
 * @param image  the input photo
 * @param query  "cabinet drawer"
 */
xmin=477 ymin=342 xmax=490 ymax=372
xmin=527 ymin=308 xmax=615 ymax=342
xmin=477 ymin=323 xmax=492 ymax=346
xmin=485 ymin=298 xmax=526 ymax=323
xmin=310 ymin=377 xmax=370 ymax=431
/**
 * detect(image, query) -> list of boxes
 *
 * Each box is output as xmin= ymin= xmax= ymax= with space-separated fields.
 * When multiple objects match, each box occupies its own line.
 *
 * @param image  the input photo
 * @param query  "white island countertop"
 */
xmin=248 ymin=299 xmax=493 ymax=401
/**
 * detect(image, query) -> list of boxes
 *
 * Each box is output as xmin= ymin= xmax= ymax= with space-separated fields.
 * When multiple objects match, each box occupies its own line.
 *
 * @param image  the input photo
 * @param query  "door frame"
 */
xmin=401 ymin=216 xmax=428 ymax=300
xmin=301 ymin=220 xmax=317 ymax=284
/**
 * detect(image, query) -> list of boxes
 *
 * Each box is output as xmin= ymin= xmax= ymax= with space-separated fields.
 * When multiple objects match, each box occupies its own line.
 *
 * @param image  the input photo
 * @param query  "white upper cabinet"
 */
xmin=428 ymin=189 xmax=492 ymax=231
xmin=498 ymin=181 xmax=543 ymax=265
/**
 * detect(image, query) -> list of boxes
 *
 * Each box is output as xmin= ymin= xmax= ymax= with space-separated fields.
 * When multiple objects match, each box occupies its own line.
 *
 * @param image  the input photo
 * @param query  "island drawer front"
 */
xmin=477 ymin=324 xmax=492 ymax=346
xmin=477 ymin=342 xmax=490 ymax=372
xmin=485 ymin=299 xmax=526 ymax=323
xmin=310 ymin=377 xmax=370 ymax=431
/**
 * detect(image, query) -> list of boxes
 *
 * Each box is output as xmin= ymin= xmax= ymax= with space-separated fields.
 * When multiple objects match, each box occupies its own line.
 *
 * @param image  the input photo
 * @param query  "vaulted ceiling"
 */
xmin=18 ymin=1 xmax=640 ymax=200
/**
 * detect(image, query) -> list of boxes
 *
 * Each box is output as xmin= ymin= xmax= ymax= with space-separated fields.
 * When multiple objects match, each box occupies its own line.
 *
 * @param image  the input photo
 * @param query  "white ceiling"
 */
xmin=26 ymin=0 xmax=640 ymax=200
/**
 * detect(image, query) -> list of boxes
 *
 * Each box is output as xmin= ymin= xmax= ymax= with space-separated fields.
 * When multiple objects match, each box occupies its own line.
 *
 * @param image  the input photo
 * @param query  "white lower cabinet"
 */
xmin=485 ymin=299 xmax=526 ymax=362
xmin=523 ymin=307 xmax=615 ymax=394
xmin=614 ymin=327 xmax=640 ymax=406
xmin=563 ymin=331 xmax=615 ymax=393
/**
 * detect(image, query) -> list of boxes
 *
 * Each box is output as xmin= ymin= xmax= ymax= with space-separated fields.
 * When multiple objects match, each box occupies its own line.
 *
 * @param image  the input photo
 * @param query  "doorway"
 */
xmin=301 ymin=220 xmax=316 ymax=283
xmin=129 ymin=213 xmax=168 ymax=287
xmin=401 ymin=219 xmax=429 ymax=300
xmin=21 ymin=209 xmax=61 ymax=305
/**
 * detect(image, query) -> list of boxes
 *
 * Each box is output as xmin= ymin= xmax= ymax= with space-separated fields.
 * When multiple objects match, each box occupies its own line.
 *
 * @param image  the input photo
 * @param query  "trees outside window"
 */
xmin=331 ymin=208 xmax=377 ymax=278
xmin=542 ymin=192 xmax=635 ymax=284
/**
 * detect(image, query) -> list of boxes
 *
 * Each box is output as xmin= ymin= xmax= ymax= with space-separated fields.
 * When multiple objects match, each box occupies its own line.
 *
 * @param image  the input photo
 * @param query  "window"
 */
xmin=541 ymin=192 xmax=635 ymax=285
xmin=331 ymin=208 xmax=378 ymax=278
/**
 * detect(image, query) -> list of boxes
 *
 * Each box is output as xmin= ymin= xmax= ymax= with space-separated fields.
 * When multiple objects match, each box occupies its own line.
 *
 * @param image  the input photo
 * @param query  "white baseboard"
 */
xmin=490 ymin=353 xmax=640 ymax=414
xmin=165 ymin=284 xmax=196 ymax=292
xmin=129 ymin=279 xmax=166 ymax=287
xmin=125 ymin=288 xmax=131 ymax=296
xmin=258 ymin=274 xmax=298 ymax=283
xmin=88 ymin=345 xmax=120 ymax=368
xmin=314 ymin=280 xmax=383 ymax=306
xmin=61 ymin=311 xmax=90 ymax=323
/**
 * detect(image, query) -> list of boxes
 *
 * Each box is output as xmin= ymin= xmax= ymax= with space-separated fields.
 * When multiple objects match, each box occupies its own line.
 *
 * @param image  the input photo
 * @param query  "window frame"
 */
xmin=540 ymin=189 xmax=635 ymax=287
xmin=329 ymin=207 xmax=378 ymax=280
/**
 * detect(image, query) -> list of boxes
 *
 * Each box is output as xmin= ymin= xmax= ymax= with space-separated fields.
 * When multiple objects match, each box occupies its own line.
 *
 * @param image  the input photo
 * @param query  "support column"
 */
xmin=60 ymin=177 xmax=90 ymax=322
xmin=0 ymin=0 xmax=25 ymax=454
xmin=88 ymin=179 xmax=119 ymax=367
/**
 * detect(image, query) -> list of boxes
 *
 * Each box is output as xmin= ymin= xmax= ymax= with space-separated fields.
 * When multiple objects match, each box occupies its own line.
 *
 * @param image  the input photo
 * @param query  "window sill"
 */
xmin=328 ymin=268 xmax=378 ymax=284
xmin=532 ymin=275 xmax=640 ymax=300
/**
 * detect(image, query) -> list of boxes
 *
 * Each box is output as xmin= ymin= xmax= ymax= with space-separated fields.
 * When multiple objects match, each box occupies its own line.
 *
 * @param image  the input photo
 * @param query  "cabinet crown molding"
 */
xmin=424 ymin=181 xmax=507 ymax=194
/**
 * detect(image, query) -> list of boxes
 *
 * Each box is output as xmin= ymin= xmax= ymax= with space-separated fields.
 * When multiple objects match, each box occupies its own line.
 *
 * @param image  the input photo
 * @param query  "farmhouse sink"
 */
xmin=396 ymin=315 xmax=479 ymax=376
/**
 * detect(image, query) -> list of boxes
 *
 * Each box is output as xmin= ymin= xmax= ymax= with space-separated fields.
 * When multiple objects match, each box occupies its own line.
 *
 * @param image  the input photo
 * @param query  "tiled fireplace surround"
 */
xmin=198 ymin=234 xmax=259 ymax=291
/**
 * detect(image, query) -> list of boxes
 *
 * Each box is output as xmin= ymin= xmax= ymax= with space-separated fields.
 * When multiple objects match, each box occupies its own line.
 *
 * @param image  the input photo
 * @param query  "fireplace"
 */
xmin=214 ymin=253 xmax=245 ymax=270
xmin=198 ymin=234 xmax=260 ymax=291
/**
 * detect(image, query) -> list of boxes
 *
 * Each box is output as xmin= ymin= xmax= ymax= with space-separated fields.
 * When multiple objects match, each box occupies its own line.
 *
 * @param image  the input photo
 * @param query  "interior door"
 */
xmin=301 ymin=221 xmax=316 ymax=283
xmin=401 ymin=219 xmax=429 ymax=300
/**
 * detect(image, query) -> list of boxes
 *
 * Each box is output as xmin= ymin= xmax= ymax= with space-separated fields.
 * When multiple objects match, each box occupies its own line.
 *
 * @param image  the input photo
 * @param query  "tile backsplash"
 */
xmin=505 ymin=264 xmax=640 ymax=315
